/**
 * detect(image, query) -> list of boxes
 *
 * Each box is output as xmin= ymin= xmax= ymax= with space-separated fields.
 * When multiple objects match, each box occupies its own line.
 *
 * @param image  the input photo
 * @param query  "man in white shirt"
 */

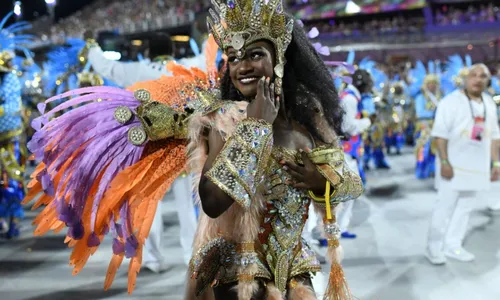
xmin=427 ymin=63 xmax=500 ymax=264
xmin=83 ymin=31 xmax=203 ymax=271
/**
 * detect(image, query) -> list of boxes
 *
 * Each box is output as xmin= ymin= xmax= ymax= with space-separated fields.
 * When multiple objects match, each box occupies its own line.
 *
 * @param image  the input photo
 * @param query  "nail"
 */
xmin=279 ymin=160 xmax=286 ymax=164
xmin=305 ymin=147 xmax=312 ymax=153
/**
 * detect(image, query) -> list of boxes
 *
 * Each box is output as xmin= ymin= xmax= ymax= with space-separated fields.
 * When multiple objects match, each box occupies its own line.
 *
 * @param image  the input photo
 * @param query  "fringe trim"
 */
xmin=236 ymin=278 xmax=259 ymax=300
xmin=266 ymin=283 xmax=284 ymax=300
xmin=289 ymin=281 xmax=317 ymax=300
xmin=323 ymin=243 xmax=352 ymax=300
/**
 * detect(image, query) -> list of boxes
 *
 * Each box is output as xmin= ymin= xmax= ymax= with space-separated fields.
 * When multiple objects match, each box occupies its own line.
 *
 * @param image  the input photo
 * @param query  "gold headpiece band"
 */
xmin=424 ymin=74 xmax=439 ymax=85
xmin=207 ymin=0 xmax=294 ymax=94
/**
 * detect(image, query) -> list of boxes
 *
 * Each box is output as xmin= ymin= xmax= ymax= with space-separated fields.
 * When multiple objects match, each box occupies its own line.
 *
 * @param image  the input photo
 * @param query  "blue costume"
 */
xmin=384 ymin=79 xmax=408 ymax=155
xmin=0 ymin=12 xmax=33 ymax=238
xmin=414 ymin=87 xmax=440 ymax=179
xmin=355 ymin=57 xmax=390 ymax=169
xmin=361 ymin=92 xmax=390 ymax=169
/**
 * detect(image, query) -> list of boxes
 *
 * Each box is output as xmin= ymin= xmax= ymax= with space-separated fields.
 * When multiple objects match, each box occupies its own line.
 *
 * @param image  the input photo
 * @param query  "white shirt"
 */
xmin=88 ymin=46 xmax=207 ymax=87
xmin=432 ymin=89 xmax=500 ymax=191
xmin=340 ymin=85 xmax=371 ymax=136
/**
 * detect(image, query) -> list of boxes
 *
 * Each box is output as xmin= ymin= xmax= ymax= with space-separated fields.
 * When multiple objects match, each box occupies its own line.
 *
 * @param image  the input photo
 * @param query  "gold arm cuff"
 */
xmin=307 ymin=147 xmax=345 ymax=165
xmin=206 ymin=118 xmax=273 ymax=209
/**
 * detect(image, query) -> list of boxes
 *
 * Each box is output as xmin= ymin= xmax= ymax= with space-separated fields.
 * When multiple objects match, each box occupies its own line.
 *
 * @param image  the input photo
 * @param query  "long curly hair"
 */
xmin=219 ymin=18 xmax=344 ymax=143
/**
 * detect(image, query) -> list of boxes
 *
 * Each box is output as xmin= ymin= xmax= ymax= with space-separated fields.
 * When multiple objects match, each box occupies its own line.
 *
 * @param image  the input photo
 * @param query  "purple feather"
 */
xmin=125 ymin=235 xmax=139 ymax=258
xmin=87 ymin=232 xmax=101 ymax=247
xmin=68 ymin=220 xmax=84 ymax=240
xmin=112 ymin=238 xmax=125 ymax=255
xmin=308 ymin=27 xmax=319 ymax=39
xmin=28 ymin=86 xmax=146 ymax=245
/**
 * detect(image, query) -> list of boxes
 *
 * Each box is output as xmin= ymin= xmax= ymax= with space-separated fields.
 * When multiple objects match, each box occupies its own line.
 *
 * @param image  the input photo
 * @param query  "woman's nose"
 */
xmin=238 ymin=58 xmax=253 ymax=74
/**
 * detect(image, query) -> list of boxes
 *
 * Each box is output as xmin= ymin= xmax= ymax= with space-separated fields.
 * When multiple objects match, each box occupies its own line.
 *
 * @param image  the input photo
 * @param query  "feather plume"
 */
xmin=24 ymin=63 xmax=218 ymax=293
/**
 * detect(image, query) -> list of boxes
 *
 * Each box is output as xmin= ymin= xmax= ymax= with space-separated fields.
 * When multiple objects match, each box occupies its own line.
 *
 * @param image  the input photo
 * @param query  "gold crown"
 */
xmin=208 ymin=0 xmax=293 ymax=81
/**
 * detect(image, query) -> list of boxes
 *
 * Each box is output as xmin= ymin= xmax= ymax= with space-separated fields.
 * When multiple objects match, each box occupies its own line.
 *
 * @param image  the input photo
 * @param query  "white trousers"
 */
xmin=428 ymin=179 xmax=477 ymax=252
xmin=336 ymin=156 xmax=359 ymax=232
xmin=142 ymin=175 xmax=197 ymax=266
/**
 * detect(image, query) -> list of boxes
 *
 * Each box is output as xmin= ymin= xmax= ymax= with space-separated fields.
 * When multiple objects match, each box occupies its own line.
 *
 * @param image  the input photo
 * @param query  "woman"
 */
xmin=186 ymin=1 xmax=363 ymax=299
xmin=24 ymin=0 xmax=362 ymax=299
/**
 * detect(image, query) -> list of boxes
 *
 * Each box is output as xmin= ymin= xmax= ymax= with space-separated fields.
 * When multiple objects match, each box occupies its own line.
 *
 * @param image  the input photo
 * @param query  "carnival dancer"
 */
xmin=384 ymin=79 xmax=408 ymax=155
xmin=427 ymin=64 xmax=500 ymax=264
xmin=413 ymin=62 xmax=442 ymax=179
xmin=357 ymin=58 xmax=390 ymax=169
xmin=0 ymin=12 xmax=33 ymax=238
xmin=23 ymin=0 xmax=363 ymax=299
xmin=15 ymin=51 xmax=44 ymax=145
xmin=336 ymin=69 xmax=372 ymax=239
xmin=80 ymin=31 xmax=211 ymax=269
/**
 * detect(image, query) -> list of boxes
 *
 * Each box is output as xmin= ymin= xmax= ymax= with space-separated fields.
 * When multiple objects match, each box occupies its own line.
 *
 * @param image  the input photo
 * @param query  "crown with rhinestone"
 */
xmin=207 ymin=0 xmax=294 ymax=80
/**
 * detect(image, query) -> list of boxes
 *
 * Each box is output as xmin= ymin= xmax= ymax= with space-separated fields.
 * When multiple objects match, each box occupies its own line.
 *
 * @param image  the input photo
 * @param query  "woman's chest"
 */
xmin=272 ymin=125 xmax=314 ymax=151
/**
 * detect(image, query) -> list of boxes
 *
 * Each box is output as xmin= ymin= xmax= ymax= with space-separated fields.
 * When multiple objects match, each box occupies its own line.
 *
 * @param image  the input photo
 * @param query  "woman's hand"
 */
xmin=246 ymin=77 xmax=279 ymax=124
xmin=282 ymin=148 xmax=327 ymax=195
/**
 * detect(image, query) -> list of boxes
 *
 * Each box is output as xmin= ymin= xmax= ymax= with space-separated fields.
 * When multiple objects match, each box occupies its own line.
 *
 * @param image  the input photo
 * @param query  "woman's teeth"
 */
xmin=240 ymin=77 xmax=258 ymax=84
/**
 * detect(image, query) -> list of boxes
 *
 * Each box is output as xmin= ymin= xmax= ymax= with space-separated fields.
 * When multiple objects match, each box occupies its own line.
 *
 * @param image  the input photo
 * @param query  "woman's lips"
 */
xmin=239 ymin=77 xmax=258 ymax=84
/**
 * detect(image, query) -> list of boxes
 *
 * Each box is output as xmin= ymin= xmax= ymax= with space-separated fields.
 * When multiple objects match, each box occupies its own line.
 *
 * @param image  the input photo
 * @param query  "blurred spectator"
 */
xmin=435 ymin=3 xmax=500 ymax=25
xmin=32 ymin=0 xmax=209 ymax=42
xmin=305 ymin=15 xmax=426 ymax=38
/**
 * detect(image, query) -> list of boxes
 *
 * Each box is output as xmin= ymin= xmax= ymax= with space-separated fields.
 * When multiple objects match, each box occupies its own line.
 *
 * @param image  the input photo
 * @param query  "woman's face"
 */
xmin=227 ymin=40 xmax=275 ymax=99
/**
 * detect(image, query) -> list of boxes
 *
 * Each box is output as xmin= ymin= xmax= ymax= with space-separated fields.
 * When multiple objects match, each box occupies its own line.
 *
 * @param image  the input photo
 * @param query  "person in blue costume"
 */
xmin=384 ymin=79 xmax=408 ymax=155
xmin=14 ymin=52 xmax=44 ymax=146
xmin=337 ymin=69 xmax=373 ymax=239
xmin=356 ymin=57 xmax=390 ymax=169
xmin=414 ymin=74 xmax=441 ymax=179
xmin=0 ymin=12 xmax=33 ymax=239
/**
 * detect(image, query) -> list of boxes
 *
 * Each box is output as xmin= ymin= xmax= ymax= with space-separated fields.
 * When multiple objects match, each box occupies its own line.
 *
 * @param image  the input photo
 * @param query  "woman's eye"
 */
xmin=251 ymin=52 xmax=264 ymax=60
xmin=228 ymin=56 xmax=240 ymax=63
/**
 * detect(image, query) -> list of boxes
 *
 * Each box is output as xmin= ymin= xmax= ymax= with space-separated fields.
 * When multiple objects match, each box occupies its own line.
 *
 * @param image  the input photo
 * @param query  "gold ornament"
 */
xmin=114 ymin=106 xmax=133 ymax=124
xmin=127 ymin=126 xmax=148 ymax=146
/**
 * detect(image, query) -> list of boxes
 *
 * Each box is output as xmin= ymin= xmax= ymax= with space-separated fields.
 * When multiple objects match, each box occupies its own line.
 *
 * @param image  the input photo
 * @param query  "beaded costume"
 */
xmin=23 ymin=0 xmax=363 ymax=299
xmin=0 ymin=12 xmax=33 ymax=238
xmin=411 ymin=61 xmax=442 ymax=179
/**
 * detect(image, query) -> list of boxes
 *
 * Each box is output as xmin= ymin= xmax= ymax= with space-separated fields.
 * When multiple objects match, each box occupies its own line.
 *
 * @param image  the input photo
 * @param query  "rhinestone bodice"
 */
xmin=258 ymin=146 xmax=321 ymax=291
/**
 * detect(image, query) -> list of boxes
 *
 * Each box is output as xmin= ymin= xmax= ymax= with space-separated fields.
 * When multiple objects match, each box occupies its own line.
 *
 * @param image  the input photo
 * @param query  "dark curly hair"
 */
xmin=219 ymin=18 xmax=344 ymax=142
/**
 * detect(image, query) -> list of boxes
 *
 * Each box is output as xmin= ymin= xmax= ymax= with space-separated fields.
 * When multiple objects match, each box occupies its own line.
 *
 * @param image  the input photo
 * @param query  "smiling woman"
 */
xmin=190 ymin=0 xmax=363 ymax=299
xmin=21 ymin=0 xmax=363 ymax=299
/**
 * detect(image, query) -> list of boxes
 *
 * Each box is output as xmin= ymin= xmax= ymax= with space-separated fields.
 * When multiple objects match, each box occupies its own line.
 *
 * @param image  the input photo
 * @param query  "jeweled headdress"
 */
xmin=207 ymin=0 xmax=293 ymax=94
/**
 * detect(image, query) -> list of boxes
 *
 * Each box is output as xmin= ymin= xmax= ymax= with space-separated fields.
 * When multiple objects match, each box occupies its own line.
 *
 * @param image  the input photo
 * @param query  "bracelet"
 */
xmin=441 ymin=159 xmax=449 ymax=165
xmin=308 ymin=188 xmax=336 ymax=202
xmin=493 ymin=161 xmax=500 ymax=168
xmin=308 ymin=181 xmax=337 ymax=220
